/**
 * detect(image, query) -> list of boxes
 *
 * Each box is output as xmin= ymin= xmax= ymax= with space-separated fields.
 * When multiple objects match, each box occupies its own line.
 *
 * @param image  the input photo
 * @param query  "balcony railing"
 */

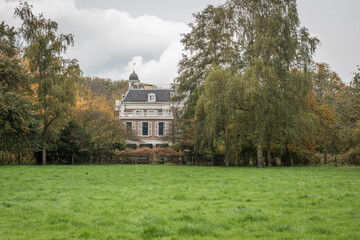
xmin=120 ymin=112 xmax=173 ymax=119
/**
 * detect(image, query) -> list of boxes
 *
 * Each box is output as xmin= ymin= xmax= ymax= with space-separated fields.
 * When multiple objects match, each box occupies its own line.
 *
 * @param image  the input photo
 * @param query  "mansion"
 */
xmin=115 ymin=71 xmax=175 ymax=148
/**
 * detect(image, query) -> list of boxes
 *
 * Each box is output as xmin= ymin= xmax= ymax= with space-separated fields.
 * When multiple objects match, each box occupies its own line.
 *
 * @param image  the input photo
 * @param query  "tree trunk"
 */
xmin=72 ymin=154 xmax=75 ymax=165
xmin=42 ymin=137 xmax=47 ymax=165
xmin=90 ymin=154 xmax=93 ymax=164
xmin=211 ymin=152 xmax=214 ymax=166
xmin=324 ymin=151 xmax=327 ymax=165
xmin=257 ymin=134 xmax=263 ymax=168
xmin=267 ymin=149 xmax=272 ymax=167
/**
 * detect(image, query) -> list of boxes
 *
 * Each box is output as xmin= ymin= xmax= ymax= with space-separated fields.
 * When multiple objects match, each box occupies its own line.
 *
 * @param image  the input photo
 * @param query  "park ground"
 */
xmin=0 ymin=165 xmax=359 ymax=239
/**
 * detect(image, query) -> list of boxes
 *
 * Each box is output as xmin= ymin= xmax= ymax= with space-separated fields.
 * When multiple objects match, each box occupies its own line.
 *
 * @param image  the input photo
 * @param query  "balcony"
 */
xmin=119 ymin=111 xmax=174 ymax=119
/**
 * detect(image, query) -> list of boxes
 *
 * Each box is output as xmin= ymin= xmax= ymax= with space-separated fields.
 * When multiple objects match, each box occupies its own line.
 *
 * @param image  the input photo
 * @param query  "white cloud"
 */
xmin=102 ymin=41 xmax=183 ymax=86
xmin=0 ymin=0 xmax=189 ymax=85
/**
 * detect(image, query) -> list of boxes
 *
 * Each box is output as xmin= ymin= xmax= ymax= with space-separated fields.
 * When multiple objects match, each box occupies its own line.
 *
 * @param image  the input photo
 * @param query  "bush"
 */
xmin=115 ymin=147 xmax=182 ymax=164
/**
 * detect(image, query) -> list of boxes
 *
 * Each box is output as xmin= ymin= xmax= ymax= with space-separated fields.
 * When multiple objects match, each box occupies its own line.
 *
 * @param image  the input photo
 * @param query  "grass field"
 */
xmin=0 ymin=165 xmax=359 ymax=239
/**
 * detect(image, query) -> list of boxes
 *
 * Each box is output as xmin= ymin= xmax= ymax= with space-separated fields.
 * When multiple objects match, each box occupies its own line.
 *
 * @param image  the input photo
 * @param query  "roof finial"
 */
xmin=133 ymin=62 xmax=136 ymax=73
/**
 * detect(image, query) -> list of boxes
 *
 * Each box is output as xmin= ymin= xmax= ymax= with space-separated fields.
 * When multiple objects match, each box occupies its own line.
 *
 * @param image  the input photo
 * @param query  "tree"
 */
xmin=176 ymin=0 xmax=318 ymax=166
xmin=342 ymin=67 xmax=360 ymax=148
xmin=72 ymin=85 xmax=127 ymax=164
xmin=0 ymin=21 xmax=39 ymax=163
xmin=15 ymin=2 xmax=81 ymax=164
xmin=194 ymin=66 xmax=229 ymax=165
xmin=310 ymin=63 xmax=346 ymax=162
xmin=57 ymin=120 xmax=86 ymax=164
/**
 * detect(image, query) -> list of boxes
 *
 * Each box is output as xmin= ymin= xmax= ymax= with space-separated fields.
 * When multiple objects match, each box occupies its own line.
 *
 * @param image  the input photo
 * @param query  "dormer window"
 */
xmin=148 ymin=93 xmax=156 ymax=102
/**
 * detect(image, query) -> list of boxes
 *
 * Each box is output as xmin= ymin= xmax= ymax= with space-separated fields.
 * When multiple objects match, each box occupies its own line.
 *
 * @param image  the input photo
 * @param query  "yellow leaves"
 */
xmin=75 ymin=95 xmax=89 ymax=110
xmin=74 ymin=91 xmax=115 ymax=119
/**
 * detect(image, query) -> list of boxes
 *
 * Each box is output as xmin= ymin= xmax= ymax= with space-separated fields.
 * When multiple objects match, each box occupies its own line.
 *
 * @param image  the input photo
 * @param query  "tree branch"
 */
xmin=44 ymin=113 xmax=59 ymax=132
xmin=234 ymin=97 xmax=252 ymax=112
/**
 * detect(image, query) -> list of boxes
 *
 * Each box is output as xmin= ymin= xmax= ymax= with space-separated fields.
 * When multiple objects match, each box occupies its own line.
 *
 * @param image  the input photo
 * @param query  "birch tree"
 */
xmin=176 ymin=0 xmax=318 ymax=166
xmin=15 ymin=2 xmax=81 ymax=164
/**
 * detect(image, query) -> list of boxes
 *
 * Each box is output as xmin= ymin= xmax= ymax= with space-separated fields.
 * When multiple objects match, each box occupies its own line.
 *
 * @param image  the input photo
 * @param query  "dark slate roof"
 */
xmin=123 ymin=89 xmax=172 ymax=102
xmin=129 ymin=72 xmax=139 ymax=80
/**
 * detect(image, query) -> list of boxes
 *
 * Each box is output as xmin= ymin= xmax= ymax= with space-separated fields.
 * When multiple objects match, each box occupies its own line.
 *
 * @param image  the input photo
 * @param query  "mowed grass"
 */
xmin=0 ymin=165 xmax=359 ymax=239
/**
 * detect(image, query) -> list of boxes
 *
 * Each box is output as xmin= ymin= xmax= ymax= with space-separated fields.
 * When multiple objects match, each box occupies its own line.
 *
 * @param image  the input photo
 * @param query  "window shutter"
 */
xmin=138 ymin=122 xmax=142 ymax=136
xmin=132 ymin=122 xmax=136 ymax=134
xmin=165 ymin=122 xmax=169 ymax=136
xmin=155 ymin=122 xmax=158 ymax=136
xmin=148 ymin=122 xmax=152 ymax=136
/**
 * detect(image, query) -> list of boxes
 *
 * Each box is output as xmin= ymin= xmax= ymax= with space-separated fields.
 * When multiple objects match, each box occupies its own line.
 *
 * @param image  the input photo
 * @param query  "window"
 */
xmin=147 ymin=110 xmax=156 ymax=116
xmin=139 ymin=122 xmax=152 ymax=137
xmin=163 ymin=108 xmax=170 ymax=116
xmin=126 ymin=122 xmax=132 ymax=132
xmin=148 ymin=93 xmax=156 ymax=102
xmin=142 ymin=122 xmax=148 ymax=136
xmin=135 ymin=110 xmax=144 ymax=116
xmin=125 ymin=122 xmax=135 ymax=134
xmin=156 ymin=122 xmax=168 ymax=136
xmin=158 ymin=122 xmax=164 ymax=136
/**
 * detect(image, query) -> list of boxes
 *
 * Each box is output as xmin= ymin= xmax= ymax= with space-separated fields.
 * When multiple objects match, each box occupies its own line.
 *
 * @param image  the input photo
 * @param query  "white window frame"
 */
xmin=148 ymin=93 xmax=156 ymax=102
xmin=125 ymin=121 xmax=136 ymax=134
xmin=147 ymin=110 xmax=157 ymax=116
xmin=156 ymin=121 xmax=168 ymax=136
xmin=134 ymin=110 xmax=144 ymax=116
xmin=138 ymin=121 xmax=152 ymax=137
xmin=162 ymin=107 xmax=170 ymax=116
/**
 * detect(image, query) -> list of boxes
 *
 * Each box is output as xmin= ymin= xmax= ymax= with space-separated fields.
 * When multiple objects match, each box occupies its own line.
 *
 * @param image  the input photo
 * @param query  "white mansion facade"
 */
xmin=115 ymin=71 xmax=174 ymax=148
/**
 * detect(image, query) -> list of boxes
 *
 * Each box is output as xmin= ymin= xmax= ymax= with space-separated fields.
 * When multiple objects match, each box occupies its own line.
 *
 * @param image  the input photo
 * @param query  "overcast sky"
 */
xmin=1 ymin=0 xmax=359 ymax=86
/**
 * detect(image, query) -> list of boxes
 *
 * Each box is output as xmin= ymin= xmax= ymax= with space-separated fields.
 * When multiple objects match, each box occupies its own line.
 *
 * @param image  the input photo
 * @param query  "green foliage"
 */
xmin=15 ymin=2 xmax=82 ymax=164
xmin=0 ymin=21 xmax=39 ymax=159
xmin=176 ymin=0 xmax=319 ymax=166
xmin=57 ymin=120 xmax=87 ymax=164
xmin=82 ymin=76 xmax=127 ymax=101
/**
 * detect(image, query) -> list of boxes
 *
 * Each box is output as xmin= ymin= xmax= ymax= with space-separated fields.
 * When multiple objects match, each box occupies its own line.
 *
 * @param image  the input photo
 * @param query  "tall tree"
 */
xmin=74 ymin=98 xmax=127 ymax=163
xmin=15 ymin=2 xmax=81 ymax=164
xmin=0 ymin=21 xmax=39 ymax=162
xmin=194 ymin=66 xmax=229 ymax=165
xmin=176 ymin=0 xmax=318 ymax=166
xmin=311 ymin=63 xmax=345 ymax=162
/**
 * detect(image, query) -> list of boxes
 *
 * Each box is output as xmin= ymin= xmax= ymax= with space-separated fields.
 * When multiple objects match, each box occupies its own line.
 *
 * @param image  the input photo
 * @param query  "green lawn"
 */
xmin=0 ymin=165 xmax=359 ymax=239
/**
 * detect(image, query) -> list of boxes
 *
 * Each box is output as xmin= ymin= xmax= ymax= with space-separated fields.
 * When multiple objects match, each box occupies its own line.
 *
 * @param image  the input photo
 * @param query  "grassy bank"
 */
xmin=0 ymin=165 xmax=359 ymax=239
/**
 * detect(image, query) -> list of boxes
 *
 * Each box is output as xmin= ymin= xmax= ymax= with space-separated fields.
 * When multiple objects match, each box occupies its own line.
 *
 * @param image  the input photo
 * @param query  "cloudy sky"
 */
xmin=0 ymin=0 xmax=359 ymax=86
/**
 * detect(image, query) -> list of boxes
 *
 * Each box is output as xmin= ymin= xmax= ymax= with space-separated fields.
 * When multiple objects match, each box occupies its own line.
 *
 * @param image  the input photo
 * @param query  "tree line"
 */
xmin=1 ymin=1 xmax=359 ymax=166
xmin=0 ymin=3 xmax=128 ymax=165
xmin=173 ymin=0 xmax=360 ymax=166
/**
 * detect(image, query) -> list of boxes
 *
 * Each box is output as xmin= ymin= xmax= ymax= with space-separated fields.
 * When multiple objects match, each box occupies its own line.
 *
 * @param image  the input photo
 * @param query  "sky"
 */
xmin=0 ymin=0 xmax=359 ymax=86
